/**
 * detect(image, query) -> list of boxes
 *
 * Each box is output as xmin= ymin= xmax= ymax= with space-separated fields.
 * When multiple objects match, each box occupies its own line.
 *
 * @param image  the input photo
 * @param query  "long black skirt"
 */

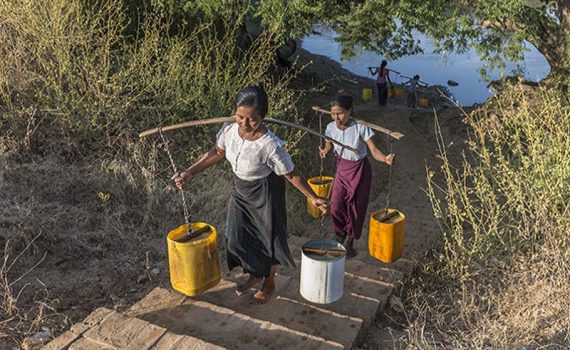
xmin=225 ymin=172 xmax=295 ymax=278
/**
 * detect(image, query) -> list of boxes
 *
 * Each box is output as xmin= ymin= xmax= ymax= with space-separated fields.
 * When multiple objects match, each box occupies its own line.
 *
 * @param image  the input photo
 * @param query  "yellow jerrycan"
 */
xmin=167 ymin=222 xmax=221 ymax=296
xmin=368 ymin=209 xmax=405 ymax=263
xmin=307 ymin=176 xmax=334 ymax=218
xmin=361 ymin=88 xmax=373 ymax=102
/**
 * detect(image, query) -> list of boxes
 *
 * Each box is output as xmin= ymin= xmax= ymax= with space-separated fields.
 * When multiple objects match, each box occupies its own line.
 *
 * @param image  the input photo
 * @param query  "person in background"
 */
xmin=319 ymin=95 xmax=395 ymax=258
xmin=174 ymin=84 xmax=330 ymax=304
xmin=369 ymin=60 xmax=392 ymax=106
xmin=404 ymin=74 xmax=427 ymax=108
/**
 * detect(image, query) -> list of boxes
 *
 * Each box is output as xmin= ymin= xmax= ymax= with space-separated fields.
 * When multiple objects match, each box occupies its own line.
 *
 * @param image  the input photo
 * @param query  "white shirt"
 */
xmin=216 ymin=123 xmax=295 ymax=181
xmin=325 ymin=120 xmax=375 ymax=161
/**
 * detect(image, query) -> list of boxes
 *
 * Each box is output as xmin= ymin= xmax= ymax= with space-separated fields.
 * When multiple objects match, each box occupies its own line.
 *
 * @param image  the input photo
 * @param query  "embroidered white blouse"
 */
xmin=216 ymin=123 xmax=295 ymax=181
xmin=325 ymin=120 xmax=375 ymax=161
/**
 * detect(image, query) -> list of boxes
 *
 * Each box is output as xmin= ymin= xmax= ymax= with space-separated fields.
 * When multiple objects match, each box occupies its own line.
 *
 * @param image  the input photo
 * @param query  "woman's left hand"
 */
xmin=385 ymin=153 xmax=395 ymax=166
xmin=311 ymin=197 xmax=331 ymax=215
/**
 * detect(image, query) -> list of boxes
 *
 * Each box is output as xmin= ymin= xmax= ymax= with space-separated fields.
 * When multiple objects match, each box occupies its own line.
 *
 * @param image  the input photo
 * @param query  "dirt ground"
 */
xmin=0 ymin=48 xmax=469 ymax=349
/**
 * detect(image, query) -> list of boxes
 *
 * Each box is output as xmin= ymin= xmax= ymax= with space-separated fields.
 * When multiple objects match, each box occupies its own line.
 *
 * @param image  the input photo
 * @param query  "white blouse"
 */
xmin=325 ymin=120 xmax=375 ymax=161
xmin=216 ymin=123 xmax=295 ymax=181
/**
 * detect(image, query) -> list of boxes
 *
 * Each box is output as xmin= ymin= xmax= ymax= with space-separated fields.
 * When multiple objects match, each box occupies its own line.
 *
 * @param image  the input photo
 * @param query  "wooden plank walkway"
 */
xmin=44 ymin=234 xmax=409 ymax=349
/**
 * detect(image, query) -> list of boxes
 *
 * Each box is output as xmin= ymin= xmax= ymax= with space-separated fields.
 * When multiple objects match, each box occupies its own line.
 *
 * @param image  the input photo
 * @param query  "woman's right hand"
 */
xmin=311 ymin=197 xmax=331 ymax=215
xmin=172 ymin=171 xmax=192 ymax=189
xmin=319 ymin=147 xmax=328 ymax=159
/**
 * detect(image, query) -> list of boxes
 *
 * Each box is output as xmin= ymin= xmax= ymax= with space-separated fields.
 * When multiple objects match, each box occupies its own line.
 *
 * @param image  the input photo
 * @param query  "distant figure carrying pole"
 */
xmin=403 ymin=74 xmax=428 ymax=108
xmin=368 ymin=60 xmax=392 ymax=106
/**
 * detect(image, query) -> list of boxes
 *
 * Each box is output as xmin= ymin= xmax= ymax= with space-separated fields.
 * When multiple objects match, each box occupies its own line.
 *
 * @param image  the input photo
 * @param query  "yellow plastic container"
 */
xmin=418 ymin=97 xmax=429 ymax=107
xmin=395 ymin=86 xmax=405 ymax=97
xmin=361 ymin=88 xmax=373 ymax=102
xmin=368 ymin=209 xmax=405 ymax=263
xmin=167 ymin=222 xmax=221 ymax=296
xmin=389 ymin=86 xmax=404 ymax=98
xmin=307 ymin=176 xmax=334 ymax=218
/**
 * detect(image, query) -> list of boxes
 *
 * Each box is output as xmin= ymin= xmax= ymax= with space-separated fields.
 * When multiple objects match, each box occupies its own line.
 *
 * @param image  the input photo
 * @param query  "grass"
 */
xmin=398 ymin=83 xmax=570 ymax=349
xmin=0 ymin=0 xmax=310 ymax=346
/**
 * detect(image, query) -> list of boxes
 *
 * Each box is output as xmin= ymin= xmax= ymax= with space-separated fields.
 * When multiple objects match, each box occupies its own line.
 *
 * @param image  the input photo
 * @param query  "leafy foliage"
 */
xmin=153 ymin=0 xmax=569 ymax=79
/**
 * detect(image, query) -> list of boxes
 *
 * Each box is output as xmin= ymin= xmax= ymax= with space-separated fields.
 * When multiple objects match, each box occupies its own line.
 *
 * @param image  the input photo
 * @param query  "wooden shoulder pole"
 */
xmin=138 ymin=116 xmax=359 ymax=154
xmin=138 ymin=117 xmax=235 ymax=138
xmin=311 ymin=106 xmax=404 ymax=140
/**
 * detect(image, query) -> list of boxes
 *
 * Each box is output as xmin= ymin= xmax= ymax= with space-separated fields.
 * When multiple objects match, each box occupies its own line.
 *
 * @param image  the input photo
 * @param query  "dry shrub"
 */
xmin=0 ymin=0 xmax=308 ymax=346
xmin=0 ymin=0 xmax=304 ymax=158
xmin=400 ymin=84 xmax=570 ymax=349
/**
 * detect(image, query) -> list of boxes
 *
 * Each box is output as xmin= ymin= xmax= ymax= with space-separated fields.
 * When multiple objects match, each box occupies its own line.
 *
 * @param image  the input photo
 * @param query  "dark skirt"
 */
xmin=225 ymin=172 xmax=295 ymax=278
xmin=331 ymin=155 xmax=372 ymax=240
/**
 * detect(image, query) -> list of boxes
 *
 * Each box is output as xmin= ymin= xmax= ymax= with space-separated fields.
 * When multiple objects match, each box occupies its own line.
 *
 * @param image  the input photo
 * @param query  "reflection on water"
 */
xmin=301 ymin=29 xmax=550 ymax=106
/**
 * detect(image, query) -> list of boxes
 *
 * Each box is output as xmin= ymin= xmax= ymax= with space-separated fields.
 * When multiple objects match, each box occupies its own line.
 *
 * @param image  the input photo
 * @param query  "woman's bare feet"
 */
xmin=235 ymin=275 xmax=262 ymax=296
xmin=250 ymin=279 xmax=275 ymax=305
xmin=250 ymin=265 xmax=277 ymax=304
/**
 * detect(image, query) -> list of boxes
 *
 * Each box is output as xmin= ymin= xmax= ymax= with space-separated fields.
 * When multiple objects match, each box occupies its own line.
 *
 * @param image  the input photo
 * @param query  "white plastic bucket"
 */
xmin=300 ymin=239 xmax=346 ymax=304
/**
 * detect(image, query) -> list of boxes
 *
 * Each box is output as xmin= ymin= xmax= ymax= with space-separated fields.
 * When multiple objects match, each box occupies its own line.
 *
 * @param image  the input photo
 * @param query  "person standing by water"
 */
xmin=319 ymin=95 xmax=395 ymax=258
xmin=173 ymin=85 xmax=330 ymax=304
xmin=369 ymin=60 xmax=392 ymax=106
xmin=404 ymin=74 xmax=427 ymax=108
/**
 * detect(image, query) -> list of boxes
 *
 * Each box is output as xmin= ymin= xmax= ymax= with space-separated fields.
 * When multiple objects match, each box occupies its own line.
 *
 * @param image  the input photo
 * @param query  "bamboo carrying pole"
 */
xmin=302 ymin=247 xmax=345 ymax=257
xmin=311 ymin=106 xmax=404 ymax=140
xmin=138 ymin=116 xmax=360 ymax=154
xmin=139 ymin=117 xmax=235 ymax=138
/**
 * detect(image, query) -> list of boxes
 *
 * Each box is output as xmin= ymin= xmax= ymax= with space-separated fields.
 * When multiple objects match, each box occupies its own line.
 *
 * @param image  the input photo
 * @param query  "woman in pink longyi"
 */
xmin=319 ymin=95 xmax=395 ymax=257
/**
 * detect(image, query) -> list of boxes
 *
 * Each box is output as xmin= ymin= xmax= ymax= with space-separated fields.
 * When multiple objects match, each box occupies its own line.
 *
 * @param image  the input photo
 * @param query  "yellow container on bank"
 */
xmin=167 ymin=222 xmax=221 ymax=296
xmin=307 ymin=176 xmax=334 ymax=218
xmin=389 ymin=86 xmax=404 ymax=98
xmin=362 ymin=88 xmax=373 ymax=102
xmin=418 ymin=97 xmax=429 ymax=107
xmin=368 ymin=209 xmax=405 ymax=263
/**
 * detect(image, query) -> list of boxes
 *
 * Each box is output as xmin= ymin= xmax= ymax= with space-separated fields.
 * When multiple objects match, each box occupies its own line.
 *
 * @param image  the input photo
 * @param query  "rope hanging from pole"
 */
xmin=158 ymin=127 xmax=192 ymax=229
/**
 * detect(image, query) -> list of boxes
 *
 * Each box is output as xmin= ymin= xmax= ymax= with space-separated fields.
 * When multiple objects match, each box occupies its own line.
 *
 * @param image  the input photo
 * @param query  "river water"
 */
xmin=301 ymin=29 xmax=550 ymax=106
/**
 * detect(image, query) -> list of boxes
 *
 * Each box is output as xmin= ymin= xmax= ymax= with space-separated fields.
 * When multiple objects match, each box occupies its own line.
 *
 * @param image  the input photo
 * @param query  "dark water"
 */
xmin=301 ymin=28 xmax=550 ymax=106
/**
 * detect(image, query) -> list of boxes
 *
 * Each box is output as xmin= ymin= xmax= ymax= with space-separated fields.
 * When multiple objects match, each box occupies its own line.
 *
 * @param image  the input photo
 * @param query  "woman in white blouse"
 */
xmin=319 ymin=95 xmax=395 ymax=258
xmin=173 ymin=85 xmax=330 ymax=304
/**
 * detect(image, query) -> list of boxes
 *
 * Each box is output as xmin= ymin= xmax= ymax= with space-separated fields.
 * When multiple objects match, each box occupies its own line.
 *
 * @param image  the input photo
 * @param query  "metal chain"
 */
xmin=159 ymin=128 xmax=191 ymax=228
xmin=384 ymin=134 xmax=394 ymax=216
xmin=319 ymin=112 xmax=324 ymax=179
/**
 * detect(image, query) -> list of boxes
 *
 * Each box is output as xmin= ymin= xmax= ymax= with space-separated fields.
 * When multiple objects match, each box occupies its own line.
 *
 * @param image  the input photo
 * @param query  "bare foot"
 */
xmin=250 ymin=280 xmax=275 ymax=305
xmin=235 ymin=275 xmax=262 ymax=296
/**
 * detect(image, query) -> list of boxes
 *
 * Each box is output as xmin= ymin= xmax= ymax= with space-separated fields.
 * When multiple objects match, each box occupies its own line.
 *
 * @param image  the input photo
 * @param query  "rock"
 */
xmin=150 ymin=267 xmax=160 ymax=276
xmin=21 ymin=327 xmax=51 ymax=350
xmin=388 ymin=295 xmax=405 ymax=313
xmin=137 ymin=274 xmax=149 ymax=284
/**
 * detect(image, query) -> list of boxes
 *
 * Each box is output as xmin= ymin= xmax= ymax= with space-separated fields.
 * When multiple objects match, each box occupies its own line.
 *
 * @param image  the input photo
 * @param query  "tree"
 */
xmin=150 ymin=0 xmax=570 ymax=82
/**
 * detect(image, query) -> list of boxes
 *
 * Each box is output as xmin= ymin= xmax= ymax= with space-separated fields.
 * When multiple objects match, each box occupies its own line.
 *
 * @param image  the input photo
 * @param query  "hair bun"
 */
xmin=251 ymin=81 xmax=264 ymax=89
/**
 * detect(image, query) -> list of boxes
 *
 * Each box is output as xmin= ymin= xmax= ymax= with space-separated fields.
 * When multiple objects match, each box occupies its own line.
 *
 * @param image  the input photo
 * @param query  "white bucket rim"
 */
xmin=301 ymin=239 xmax=346 ymax=262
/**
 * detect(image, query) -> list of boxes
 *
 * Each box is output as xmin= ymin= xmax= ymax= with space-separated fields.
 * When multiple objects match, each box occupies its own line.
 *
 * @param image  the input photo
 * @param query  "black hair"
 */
xmin=414 ymin=74 xmax=420 ymax=80
xmin=380 ymin=60 xmax=388 ymax=74
xmin=330 ymin=95 xmax=353 ymax=111
xmin=234 ymin=84 xmax=269 ymax=118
